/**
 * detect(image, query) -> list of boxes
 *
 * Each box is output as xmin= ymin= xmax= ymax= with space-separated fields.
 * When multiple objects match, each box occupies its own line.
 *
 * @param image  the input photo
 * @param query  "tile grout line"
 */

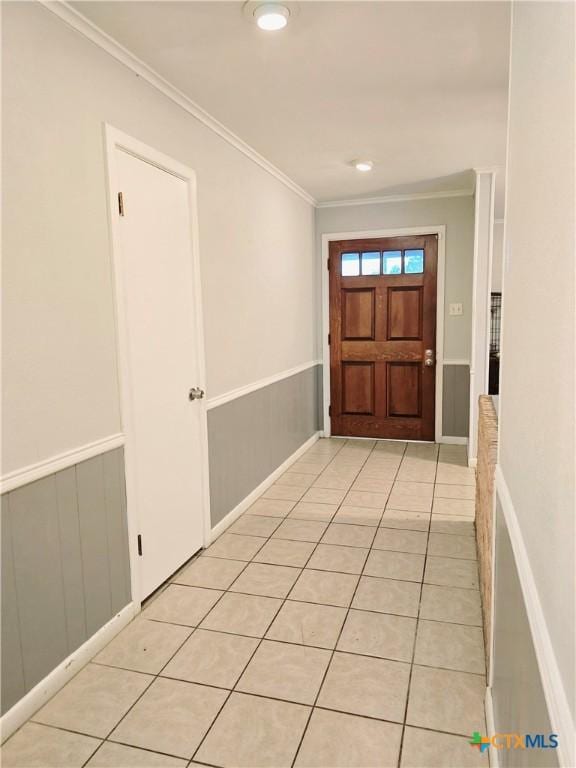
xmin=92 ymin=648 xmax=488 ymax=686
xmin=28 ymin=696 xmax=487 ymax=750
xmin=14 ymin=440 xmax=478 ymax=768
xmin=107 ymin=441 xmax=458 ymax=768
xmin=75 ymin=522 xmax=270 ymax=766
xmin=234 ymin=439 xmax=378 ymax=767
xmin=188 ymin=439 xmax=366 ymax=765
xmin=136 ymin=595 xmax=482 ymax=626
xmin=290 ymin=439 xmax=406 ymax=767
xmin=92 ymin=493 xmax=291 ymax=768
xmin=396 ymin=443 xmax=439 ymax=768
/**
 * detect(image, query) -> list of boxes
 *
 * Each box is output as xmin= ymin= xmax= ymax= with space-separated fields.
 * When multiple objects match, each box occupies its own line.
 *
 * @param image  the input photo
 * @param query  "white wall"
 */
xmin=498 ymin=0 xmax=575 ymax=726
xmin=2 ymin=3 xmax=317 ymax=474
xmin=316 ymin=195 xmax=475 ymax=362
xmin=492 ymin=221 xmax=504 ymax=292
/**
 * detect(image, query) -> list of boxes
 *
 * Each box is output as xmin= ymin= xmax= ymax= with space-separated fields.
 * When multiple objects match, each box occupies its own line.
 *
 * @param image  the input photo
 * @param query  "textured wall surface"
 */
xmin=2 ymin=2 xmax=317 ymax=475
xmin=1 ymin=448 xmax=130 ymax=715
xmin=498 ymin=0 xmax=575 ymax=718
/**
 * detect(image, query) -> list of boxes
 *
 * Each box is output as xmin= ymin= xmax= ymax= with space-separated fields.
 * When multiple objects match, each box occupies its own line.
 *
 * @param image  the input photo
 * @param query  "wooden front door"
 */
xmin=329 ymin=235 xmax=437 ymax=441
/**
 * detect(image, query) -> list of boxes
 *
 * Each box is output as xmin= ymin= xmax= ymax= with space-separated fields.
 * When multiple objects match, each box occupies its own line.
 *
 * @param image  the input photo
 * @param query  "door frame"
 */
xmin=321 ymin=225 xmax=446 ymax=442
xmin=103 ymin=124 xmax=211 ymax=610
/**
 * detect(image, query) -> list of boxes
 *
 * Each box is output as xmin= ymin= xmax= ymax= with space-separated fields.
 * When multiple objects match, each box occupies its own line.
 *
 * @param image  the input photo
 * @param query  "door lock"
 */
xmin=424 ymin=349 xmax=435 ymax=368
xmin=188 ymin=387 xmax=205 ymax=401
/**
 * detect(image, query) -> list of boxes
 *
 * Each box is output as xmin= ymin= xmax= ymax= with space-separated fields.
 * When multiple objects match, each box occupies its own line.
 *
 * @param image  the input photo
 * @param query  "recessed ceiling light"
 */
xmin=353 ymin=160 xmax=374 ymax=172
xmin=254 ymin=3 xmax=290 ymax=30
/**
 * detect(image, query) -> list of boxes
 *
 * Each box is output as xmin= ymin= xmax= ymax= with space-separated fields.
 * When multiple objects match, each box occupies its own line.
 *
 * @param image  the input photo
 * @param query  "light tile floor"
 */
xmin=2 ymin=439 xmax=489 ymax=768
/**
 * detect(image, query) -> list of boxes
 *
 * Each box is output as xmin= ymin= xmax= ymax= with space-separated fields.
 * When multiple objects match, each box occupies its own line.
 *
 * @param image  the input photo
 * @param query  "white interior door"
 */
xmin=115 ymin=147 xmax=206 ymax=599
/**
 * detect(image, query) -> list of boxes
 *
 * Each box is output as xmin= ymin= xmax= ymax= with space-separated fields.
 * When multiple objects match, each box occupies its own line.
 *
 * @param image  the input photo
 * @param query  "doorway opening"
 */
xmin=322 ymin=227 xmax=446 ymax=442
xmin=105 ymin=126 xmax=210 ymax=606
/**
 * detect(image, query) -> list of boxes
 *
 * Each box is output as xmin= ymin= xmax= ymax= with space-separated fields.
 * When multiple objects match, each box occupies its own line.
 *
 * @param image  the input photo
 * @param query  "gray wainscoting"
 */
xmin=1 ymin=447 xmax=131 ymax=715
xmin=492 ymin=499 xmax=558 ymax=767
xmin=442 ymin=364 xmax=470 ymax=437
xmin=208 ymin=364 xmax=322 ymax=527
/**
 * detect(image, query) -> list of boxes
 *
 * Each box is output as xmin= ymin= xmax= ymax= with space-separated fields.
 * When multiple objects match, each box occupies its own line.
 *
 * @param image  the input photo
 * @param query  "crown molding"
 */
xmin=316 ymin=188 xmax=474 ymax=209
xmin=35 ymin=3 xmax=487 ymax=213
xmin=38 ymin=0 xmax=316 ymax=207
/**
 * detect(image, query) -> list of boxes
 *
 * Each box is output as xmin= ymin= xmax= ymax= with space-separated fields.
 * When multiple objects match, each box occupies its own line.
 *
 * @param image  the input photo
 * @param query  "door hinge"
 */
xmin=328 ymin=404 xmax=332 ymax=417
xmin=118 ymin=192 xmax=125 ymax=217
xmin=328 ymin=333 xmax=331 ymax=345
xmin=327 ymin=258 xmax=330 ymax=271
xmin=137 ymin=534 xmax=143 ymax=556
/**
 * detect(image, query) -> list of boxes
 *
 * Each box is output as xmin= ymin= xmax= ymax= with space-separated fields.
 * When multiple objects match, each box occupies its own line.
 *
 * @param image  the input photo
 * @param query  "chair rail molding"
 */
xmin=206 ymin=361 xmax=322 ymax=410
xmin=1 ymin=434 xmax=125 ymax=494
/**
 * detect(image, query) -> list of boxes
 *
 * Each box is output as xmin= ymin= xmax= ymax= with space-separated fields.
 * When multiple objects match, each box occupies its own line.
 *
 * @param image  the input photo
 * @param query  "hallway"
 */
xmin=3 ymin=439 xmax=487 ymax=768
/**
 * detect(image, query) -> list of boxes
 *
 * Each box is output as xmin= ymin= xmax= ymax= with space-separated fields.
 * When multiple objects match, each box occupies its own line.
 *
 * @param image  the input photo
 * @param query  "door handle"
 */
xmin=424 ymin=349 xmax=435 ymax=368
xmin=189 ymin=387 xmax=205 ymax=401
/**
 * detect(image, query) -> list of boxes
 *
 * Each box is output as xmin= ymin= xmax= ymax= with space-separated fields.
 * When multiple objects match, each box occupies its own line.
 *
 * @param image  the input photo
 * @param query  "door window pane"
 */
xmin=361 ymin=251 xmax=380 ymax=275
xmin=383 ymin=250 xmax=402 ymax=275
xmin=341 ymin=252 xmax=360 ymax=276
xmin=404 ymin=249 xmax=424 ymax=274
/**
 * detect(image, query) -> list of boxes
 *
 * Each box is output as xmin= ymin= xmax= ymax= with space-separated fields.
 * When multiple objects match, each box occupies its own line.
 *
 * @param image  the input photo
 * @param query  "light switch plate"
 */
xmin=449 ymin=303 xmax=463 ymax=316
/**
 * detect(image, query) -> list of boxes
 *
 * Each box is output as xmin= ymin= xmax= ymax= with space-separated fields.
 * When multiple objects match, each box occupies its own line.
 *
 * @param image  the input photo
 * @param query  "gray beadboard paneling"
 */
xmin=1 ymin=447 xmax=130 ymax=716
xmin=103 ymin=450 xmax=131 ymax=615
xmin=77 ymin=456 xmax=113 ymax=636
xmin=55 ymin=467 xmax=87 ymax=654
xmin=208 ymin=364 xmax=321 ymax=526
xmin=316 ymin=364 xmax=324 ymax=431
xmin=9 ymin=476 xmax=69 ymax=693
xmin=1 ymin=495 xmax=26 ymax=713
xmin=442 ymin=364 xmax=470 ymax=437
xmin=492 ymin=499 xmax=559 ymax=767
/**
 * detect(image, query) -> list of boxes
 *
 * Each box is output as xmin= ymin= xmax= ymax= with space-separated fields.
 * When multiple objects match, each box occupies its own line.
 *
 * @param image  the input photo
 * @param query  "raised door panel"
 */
xmin=388 ymin=287 xmax=423 ymax=340
xmin=342 ymin=288 xmax=375 ymax=340
xmin=388 ymin=362 xmax=421 ymax=417
xmin=342 ymin=362 xmax=375 ymax=415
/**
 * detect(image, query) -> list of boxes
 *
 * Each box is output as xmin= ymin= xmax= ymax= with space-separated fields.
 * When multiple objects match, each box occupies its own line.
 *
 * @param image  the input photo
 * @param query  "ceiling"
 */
xmin=71 ymin=1 xmax=510 ymax=207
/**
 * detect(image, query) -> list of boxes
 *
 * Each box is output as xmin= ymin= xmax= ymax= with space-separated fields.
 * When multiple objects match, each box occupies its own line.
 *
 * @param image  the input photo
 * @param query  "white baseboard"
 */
xmin=495 ymin=466 xmax=574 ymax=768
xmin=484 ymin=686 xmax=499 ymax=768
xmin=439 ymin=436 xmax=468 ymax=445
xmin=0 ymin=602 xmax=136 ymax=743
xmin=210 ymin=431 xmax=321 ymax=542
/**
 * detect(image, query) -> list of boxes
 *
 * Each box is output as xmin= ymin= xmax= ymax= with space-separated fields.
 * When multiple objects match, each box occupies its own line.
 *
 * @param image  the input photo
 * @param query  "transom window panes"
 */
xmin=341 ymin=252 xmax=360 ymax=276
xmin=404 ymin=249 xmax=425 ymax=274
xmin=383 ymin=250 xmax=402 ymax=275
xmin=361 ymin=251 xmax=380 ymax=275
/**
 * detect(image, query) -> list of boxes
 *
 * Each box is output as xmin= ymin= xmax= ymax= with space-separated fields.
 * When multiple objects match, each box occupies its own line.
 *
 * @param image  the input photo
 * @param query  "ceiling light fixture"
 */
xmin=253 ymin=3 xmax=290 ymax=30
xmin=353 ymin=160 xmax=374 ymax=172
